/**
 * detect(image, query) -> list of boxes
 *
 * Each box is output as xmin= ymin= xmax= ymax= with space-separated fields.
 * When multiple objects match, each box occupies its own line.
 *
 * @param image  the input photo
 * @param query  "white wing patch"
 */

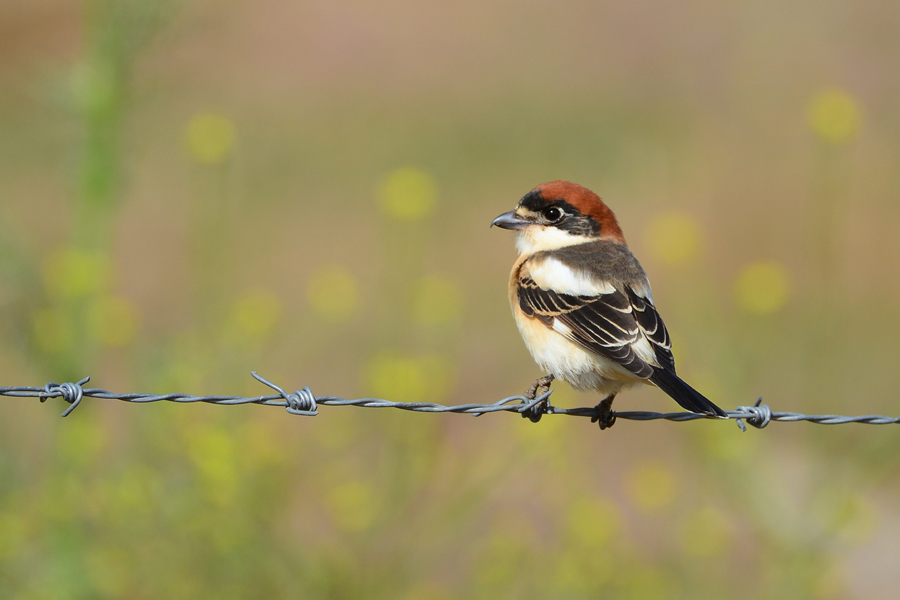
xmin=631 ymin=335 xmax=659 ymax=365
xmin=552 ymin=318 xmax=572 ymax=336
xmin=528 ymin=257 xmax=615 ymax=296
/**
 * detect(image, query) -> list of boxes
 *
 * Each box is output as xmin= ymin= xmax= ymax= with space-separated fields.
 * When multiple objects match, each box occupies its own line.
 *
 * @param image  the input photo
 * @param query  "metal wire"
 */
xmin=2 ymin=372 xmax=899 ymax=431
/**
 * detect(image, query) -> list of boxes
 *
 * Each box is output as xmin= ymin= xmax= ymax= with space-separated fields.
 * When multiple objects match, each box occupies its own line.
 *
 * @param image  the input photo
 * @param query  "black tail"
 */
xmin=649 ymin=368 xmax=727 ymax=417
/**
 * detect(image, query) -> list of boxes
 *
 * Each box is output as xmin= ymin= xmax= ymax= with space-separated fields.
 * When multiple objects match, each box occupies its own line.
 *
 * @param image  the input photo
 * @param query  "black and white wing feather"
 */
xmin=517 ymin=276 xmax=671 ymax=378
xmin=516 ymin=275 xmax=726 ymax=417
xmin=627 ymin=288 xmax=674 ymax=371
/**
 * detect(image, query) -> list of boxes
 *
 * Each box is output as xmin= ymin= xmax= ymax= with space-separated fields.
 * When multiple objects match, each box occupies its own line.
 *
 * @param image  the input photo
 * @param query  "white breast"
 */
xmin=513 ymin=310 xmax=641 ymax=396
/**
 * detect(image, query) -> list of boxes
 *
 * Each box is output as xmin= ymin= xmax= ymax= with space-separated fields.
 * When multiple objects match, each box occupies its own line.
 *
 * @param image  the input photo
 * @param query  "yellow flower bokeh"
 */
xmin=363 ymin=351 xmax=452 ymax=404
xmin=42 ymin=248 xmax=110 ymax=299
xmin=808 ymin=88 xmax=862 ymax=145
xmin=734 ymin=261 xmax=791 ymax=315
xmin=643 ymin=212 xmax=703 ymax=267
xmin=306 ymin=265 xmax=360 ymax=322
xmin=185 ymin=112 xmax=236 ymax=165
xmin=378 ymin=167 xmax=437 ymax=221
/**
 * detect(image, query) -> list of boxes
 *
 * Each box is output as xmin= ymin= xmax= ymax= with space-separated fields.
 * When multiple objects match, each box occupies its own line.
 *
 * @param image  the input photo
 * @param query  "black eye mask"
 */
xmin=519 ymin=192 xmax=601 ymax=237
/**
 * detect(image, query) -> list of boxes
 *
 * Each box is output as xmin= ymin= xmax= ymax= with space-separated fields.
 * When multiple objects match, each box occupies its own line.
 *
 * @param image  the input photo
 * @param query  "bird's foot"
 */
xmin=522 ymin=374 xmax=555 ymax=423
xmin=591 ymin=394 xmax=617 ymax=430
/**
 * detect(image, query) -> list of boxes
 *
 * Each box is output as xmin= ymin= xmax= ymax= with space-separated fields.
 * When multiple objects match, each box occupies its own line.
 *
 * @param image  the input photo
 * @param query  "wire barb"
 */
xmin=251 ymin=371 xmax=318 ymax=416
xmin=733 ymin=397 xmax=771 ymax=432
xmin=3 ymin=376 xmax=900 ymax=430
xmin=40 ymin=377 xmax=90 ymax=417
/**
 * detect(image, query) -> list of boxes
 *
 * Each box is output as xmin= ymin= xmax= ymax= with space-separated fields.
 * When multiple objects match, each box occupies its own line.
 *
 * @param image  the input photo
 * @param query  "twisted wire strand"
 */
xmin=3 ymin=373 xmax=900 ymax=431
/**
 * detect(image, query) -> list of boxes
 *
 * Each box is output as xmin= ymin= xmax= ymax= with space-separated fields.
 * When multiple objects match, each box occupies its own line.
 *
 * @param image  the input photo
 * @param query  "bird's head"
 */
xmin=491 ymin=181 xmax=624 ymax=255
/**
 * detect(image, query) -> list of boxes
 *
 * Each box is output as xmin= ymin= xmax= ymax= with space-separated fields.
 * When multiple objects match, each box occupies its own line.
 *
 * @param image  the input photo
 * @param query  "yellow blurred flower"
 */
xmin=42 ymin=247 xmax=110 ymax=299
xmin=363 ymin=351 xmax=452 ymax=404
xmin=88 ymin=295 xmax=140 ymax=347
xmin=625 ymin=461 xmax=677 ymax=512
xmin=306 ymin=265 xmax=360 ymax=322
xmin=808 ymin=88 xmax=862 ymax=144
xmin=32 ymin=308 xmax=74 ymax=354
xmin=643 ymin=212 xmax=703 ymax=266
xmin=378 ymin=167 xmax=437 ymax=221
xmin=228 ymin=288 xmax=282 ymax=341
xmin=678 ymin=506 xmax=733 ymax=557
xmin=185 ymin=112 xmax=235 ymax=164
xmin=411 ymin=275 xmax=464 ymax=326
xmin=734 ymin=261 xmax=791 ymax=315
xmin=326 ymin=481 xmax=378 ymax=532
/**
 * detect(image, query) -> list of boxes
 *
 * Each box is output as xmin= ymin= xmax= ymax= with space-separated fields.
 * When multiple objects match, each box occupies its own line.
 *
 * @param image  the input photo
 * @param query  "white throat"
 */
xmin=515 ymin=226 xmax=593 ymax=255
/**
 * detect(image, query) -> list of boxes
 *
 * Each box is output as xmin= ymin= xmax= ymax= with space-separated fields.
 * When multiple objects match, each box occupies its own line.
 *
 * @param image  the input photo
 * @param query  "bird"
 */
xmin=491 ymin=180 xmax=726 ymax=428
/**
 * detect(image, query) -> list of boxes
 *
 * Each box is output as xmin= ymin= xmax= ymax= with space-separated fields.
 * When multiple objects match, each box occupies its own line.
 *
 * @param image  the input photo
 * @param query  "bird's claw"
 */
xmin=522 ymin=374 xmax=554 ymax=423
xmin=591 ymin=395 xmax=617 ymax=430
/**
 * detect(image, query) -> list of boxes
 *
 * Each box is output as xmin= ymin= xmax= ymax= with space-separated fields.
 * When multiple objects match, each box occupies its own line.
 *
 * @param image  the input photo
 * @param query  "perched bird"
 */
xmin=492 ymin=180 xmax=726 ymax=427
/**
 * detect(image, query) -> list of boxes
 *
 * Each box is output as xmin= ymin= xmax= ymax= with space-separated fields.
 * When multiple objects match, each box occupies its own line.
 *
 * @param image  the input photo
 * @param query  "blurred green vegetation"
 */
xmin=2 ymin=0 xmax=900 ymax=598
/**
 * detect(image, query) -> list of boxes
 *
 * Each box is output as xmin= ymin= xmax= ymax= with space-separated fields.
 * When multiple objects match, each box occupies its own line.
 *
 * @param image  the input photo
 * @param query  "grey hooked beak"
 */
xmin=491 ymin=210 xmax=531 ymax=230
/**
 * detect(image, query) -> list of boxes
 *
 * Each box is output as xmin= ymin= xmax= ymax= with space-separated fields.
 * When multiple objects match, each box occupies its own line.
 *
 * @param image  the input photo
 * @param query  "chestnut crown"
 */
xmin=515 ymin=181 xmax=624 ymax=242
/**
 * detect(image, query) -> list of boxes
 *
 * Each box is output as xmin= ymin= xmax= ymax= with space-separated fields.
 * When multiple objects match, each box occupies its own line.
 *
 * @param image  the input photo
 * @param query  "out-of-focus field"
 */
xmin=2 ymin=1 xmax=900 ymax=598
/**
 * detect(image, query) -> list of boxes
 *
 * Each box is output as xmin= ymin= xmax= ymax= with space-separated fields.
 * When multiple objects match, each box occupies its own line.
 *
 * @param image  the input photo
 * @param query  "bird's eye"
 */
xmin=543 ymin=207 xmax=563 ymax=222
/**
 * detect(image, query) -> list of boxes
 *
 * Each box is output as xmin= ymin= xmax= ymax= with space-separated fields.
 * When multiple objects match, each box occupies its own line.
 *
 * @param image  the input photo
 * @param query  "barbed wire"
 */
xmin=2 ymin=372 xmax=899 ymax=431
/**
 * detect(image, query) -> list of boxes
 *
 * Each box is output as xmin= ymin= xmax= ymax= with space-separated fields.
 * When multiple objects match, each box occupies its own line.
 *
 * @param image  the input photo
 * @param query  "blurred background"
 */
xmin=2 ymin=0 xmax=899 ymax=598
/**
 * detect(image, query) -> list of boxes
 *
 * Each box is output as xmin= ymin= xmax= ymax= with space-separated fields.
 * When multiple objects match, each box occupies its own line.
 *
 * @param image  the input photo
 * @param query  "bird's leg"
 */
xmin=522 ymin=374 xmax=555 ymax=423
xmin=591 ymin=394 xmax=617 ymax=430
xmin=524 ymin=374 xmax=555 ymax=400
